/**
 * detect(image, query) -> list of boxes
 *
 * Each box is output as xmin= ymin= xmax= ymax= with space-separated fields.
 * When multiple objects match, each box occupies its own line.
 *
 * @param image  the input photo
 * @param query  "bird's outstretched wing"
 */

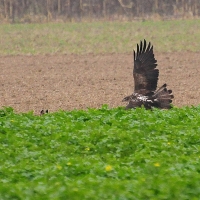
xmin=133 ymin=40 xmax=159 ymax=95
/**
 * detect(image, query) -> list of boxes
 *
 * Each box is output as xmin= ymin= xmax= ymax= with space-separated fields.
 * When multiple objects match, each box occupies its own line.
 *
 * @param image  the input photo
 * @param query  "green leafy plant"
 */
xmin=1 ymin=105 xmax=200 ymax=199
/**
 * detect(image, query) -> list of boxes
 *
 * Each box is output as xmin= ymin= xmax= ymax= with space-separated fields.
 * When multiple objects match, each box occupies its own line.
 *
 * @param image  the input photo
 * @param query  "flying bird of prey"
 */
xmin=122 ymin=40 xmax=174 ymax=109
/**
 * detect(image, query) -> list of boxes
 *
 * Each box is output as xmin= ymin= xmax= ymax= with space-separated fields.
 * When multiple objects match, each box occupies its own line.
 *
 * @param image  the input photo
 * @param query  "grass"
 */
xmin=1 ymin=105 xmax=200 ymax=199
xmin=0 ymin=19 xmax=200 ymax=55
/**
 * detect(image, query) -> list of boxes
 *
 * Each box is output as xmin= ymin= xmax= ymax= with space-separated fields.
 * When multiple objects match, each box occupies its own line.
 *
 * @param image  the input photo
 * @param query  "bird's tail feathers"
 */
xmin=153 ymin=84 xmax=174 ymax=109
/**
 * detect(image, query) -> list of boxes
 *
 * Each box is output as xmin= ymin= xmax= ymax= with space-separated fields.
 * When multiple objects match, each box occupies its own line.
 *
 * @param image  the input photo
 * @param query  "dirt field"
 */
xmin=1 ymin=52 xmax=200 ymax=114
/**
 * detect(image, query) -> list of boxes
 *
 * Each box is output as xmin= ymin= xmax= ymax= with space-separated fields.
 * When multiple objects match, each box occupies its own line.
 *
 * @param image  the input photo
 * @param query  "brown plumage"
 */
xmin=122 ymin=40 xmax=174 ymax=109
xmin=40 ymin=109 xmax=48 ymax=115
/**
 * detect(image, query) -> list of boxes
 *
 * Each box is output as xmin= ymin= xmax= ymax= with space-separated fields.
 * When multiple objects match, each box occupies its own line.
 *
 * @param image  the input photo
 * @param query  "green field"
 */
xmin=0 ymin=19 xmax=200 ymax=55
xmin=1 ymin=106 xmax=200 ymax=199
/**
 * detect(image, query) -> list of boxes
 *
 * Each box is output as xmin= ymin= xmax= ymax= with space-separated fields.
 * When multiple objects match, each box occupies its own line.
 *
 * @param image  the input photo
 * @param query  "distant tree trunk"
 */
xmin=4 ymin=0 xmax=9 ymax=21
xmin=193 ymin=0 xmax=199 ymax=16
xmin=9 ymin=0 xmax=12 ymax=16
xmin=103 ymin=0 xmax=107 ymax=18
xmin=69 ymin=0 xmax=71 ymax=21
xmin=46 ymin=0 xmax=52 ymax=22
xmin=97 ymin=0 xmax=104 ymax=18
xmin=182 ymin=0 xmax=187 ymax=12
xmin=10 ymin=0 xmax=15 ymax=23
xmin=21 ymin=0 xmax=25 ymax=9
xmin=80 ymin=0 xmax=82 ymax=20
xmin=58 ymin=0 xmax=61 ymax=14
xmin=154 ymin=0 xmax=158 ymax=12
xmin=140 ymin=0 xmax=145 ymax=18
xmin=89 ymin=0 xmax=92 ymax=19
xmin=136 ymin=0 xmax=139 ymax=16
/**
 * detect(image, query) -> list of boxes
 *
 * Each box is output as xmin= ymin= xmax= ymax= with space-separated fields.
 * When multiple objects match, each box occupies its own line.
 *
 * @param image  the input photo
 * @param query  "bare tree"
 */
xmin=0 ymin=0 xmax=200 ymax=23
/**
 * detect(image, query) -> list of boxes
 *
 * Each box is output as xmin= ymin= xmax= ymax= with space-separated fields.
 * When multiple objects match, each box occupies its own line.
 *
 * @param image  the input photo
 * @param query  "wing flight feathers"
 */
xmin=133 ymin=40 xmax=158 ymax=94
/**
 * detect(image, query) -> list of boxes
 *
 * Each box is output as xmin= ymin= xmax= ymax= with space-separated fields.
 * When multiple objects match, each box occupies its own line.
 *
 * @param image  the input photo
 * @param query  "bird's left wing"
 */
xmin=133 ymin=40 xmax=159 ymax=95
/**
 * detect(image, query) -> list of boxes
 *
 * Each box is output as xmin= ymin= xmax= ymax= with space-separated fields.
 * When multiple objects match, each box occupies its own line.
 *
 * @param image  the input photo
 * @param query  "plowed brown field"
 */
xmin=1 ymin=52 xmax=200 ymax=114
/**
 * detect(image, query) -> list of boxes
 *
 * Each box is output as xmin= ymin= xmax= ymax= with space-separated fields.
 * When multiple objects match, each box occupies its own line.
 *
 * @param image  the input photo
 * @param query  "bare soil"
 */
xmin=0 ymin=52 xmax=200 ymax=114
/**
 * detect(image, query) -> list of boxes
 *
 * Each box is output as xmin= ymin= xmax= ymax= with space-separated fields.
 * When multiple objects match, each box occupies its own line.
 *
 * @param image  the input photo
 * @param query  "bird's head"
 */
xmin=122 ymin=95 xmax=132 ymax=102
xmin=40 ymin=109 xmax=48 ymax=115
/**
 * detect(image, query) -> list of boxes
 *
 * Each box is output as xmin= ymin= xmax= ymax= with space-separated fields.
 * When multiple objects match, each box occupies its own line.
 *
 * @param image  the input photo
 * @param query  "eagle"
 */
xmin=122 ymin=40 xmax=174 ymax=109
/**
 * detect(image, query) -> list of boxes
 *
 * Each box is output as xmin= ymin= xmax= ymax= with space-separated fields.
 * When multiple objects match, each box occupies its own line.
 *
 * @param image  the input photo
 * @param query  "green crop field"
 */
xmin=1 ymin=106 xmax=200 ymax=199
xmin=0 ymin=19 xmax=200 ymax=55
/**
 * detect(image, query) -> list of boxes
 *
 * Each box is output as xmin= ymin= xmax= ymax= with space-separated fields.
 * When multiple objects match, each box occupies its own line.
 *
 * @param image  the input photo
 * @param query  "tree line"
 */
xmin=1 ymin=0 xmax=200 ymax=23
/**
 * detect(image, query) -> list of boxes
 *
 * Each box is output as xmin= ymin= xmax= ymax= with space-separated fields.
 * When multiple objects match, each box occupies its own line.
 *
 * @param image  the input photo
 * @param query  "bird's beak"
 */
xmin=122 ymin=97 xmax=128 ymax=102
xmin=122 ymin=95 xmax=130 ymax=102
